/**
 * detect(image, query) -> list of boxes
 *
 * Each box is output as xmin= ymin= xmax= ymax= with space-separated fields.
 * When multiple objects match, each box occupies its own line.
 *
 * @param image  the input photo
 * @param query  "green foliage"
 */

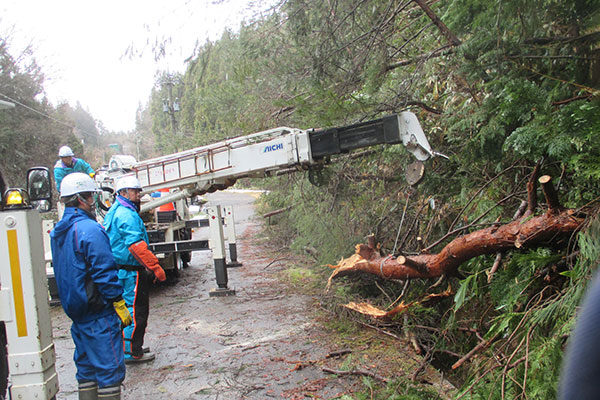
xmin=337 ymin=376 xmax=444 ymax=400
xmin=452 ymin=219 xmax=600 ymax=399
xmin=454 ymin=270 xmax=480 ymax=312
xmin=489 ymin=249 xmax=561 ymax=314
xmin=281 ymin=265 xmax=318 ymax=289
xmin=136 ymin=0 xmax=600 ymax=397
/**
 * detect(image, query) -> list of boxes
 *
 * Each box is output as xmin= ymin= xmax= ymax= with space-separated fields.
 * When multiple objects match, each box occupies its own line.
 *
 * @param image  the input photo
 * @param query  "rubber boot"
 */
xmin=98 ymin=385 xmax=121 ymax=400
xmin=78 ymin=381 xmax=98 ymax=400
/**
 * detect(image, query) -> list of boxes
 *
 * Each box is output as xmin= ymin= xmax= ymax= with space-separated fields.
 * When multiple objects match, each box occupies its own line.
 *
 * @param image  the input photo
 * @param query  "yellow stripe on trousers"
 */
xmin=7 ymin=230 xmax=27 ymax=337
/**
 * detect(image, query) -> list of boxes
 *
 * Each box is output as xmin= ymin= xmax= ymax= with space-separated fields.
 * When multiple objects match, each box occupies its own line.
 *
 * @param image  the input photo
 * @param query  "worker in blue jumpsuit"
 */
xmin=50 ymin=173 xmax=132 ymax=400
xmin=103 ymin=175 xmax=166 ymax=364
xmin=53 ymin=145 xmax=95 ymax=191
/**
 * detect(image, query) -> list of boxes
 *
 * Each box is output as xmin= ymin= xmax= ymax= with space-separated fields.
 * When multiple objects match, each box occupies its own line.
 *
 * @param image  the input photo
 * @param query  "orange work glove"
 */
xmin=128 ymin=240 xmax=166 ymax=282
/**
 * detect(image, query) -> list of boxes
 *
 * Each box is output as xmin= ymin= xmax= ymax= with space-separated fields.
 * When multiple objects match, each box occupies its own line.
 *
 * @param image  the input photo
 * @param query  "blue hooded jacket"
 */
xmin=102 ymin=195 xmax=149 ymax=266
xmin=53 ymin=157 xmax=95 ymax=191
xmin=50 ymin=207 xmax=123 ymax=322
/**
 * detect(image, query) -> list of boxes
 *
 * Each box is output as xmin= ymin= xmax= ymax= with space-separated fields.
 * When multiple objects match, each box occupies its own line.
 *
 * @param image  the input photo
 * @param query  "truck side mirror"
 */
xmin=27 ymin=167 xmax=52 ymax=212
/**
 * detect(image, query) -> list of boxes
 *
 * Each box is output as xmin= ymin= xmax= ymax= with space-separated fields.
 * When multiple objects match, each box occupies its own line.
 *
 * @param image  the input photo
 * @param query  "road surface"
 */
xmin=51 ymin=190 xmax=353 ymax=399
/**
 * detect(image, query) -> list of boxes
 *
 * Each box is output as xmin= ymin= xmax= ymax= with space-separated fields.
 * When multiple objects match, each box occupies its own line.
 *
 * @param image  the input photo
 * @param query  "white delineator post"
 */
xmin=222 ymin=206 xmax=242 ymax=268
xmin=207 ymin=206 xmax=235 ymax=296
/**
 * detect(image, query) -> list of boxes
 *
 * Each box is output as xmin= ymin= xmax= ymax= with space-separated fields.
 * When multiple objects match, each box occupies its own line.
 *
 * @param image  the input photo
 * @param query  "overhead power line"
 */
xmin=0 ymin=91 xmax=100 ymax=140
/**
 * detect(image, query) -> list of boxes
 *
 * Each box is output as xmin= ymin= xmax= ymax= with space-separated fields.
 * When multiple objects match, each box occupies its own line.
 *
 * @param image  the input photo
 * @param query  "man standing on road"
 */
xmin=103 ymin=175 xmax=166 ymax=364
xmin=53 ymin=145 xmax=95 ymax=191
xmin=54 ymin=145 xmax=96 ymax=219
xmin=50 ymin=173 xmax=131 ymax=400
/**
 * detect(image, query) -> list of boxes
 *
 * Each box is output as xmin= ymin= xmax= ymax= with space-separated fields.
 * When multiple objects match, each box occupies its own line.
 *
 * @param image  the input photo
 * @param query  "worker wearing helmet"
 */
xmin=50 ymin=173 xmax=131 ymax=400
xmin=53 ymin=145 xmax=95 ymax=192
xmin=103 ymin=175 xmax=166 ymax=364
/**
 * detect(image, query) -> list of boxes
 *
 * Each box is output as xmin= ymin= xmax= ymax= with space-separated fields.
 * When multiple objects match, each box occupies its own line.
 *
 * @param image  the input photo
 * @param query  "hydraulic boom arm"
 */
xmin=132 ymin=112 xmax=434 ymax=212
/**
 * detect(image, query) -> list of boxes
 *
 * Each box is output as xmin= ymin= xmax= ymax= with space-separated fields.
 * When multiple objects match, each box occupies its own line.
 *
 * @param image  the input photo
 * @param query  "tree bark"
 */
xmin=328 ymin=208 xmax=584 ymax=284
xmin=328 ymin=172 xmax=585 ymax=284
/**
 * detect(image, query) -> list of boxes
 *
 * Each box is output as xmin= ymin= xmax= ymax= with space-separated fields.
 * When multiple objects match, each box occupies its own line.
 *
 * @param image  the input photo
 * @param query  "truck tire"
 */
xmin=181 ymin=251 xmax=191 ymax=268
xmin=164 ymin=254 xmax=182 ymax=283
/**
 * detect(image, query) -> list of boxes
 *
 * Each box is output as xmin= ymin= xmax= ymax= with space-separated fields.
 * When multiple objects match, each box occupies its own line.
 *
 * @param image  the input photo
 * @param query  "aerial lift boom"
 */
xmin=132 ymin=112 xmax=434 ymax=212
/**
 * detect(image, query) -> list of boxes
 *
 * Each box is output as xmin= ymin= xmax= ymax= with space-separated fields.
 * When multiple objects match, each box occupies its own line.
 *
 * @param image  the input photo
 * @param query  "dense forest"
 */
xmin=144 ymin=1 xmax=600 ymax=397
xmin=0 ymin=36 xmax=146 ymax=188
xmin=2 ymin=0 xmax=600 ymax=398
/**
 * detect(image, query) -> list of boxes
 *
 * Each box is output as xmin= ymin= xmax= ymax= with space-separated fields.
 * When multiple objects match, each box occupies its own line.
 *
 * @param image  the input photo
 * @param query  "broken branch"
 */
xmin=328 ymin=207 xmax=584 ymax=283
xmin=452 ymin=336 xmax=495 ymax=370
xmin=386 ymin=44 xmax=454 ymax=70
xmin=263 ymin=206 xmax=292 ymax=224
xmin=397 ymin=255 xmax=428 ymax=274
xmin=487 ymin=253 xmax=503 ymax=283
xmin=412 ymin=0 xmax=461 ymax=46
xmin=326 ymin=349 xmax=352 ymax=359
xmin=488 ymin=199 xmax=527 ymax=283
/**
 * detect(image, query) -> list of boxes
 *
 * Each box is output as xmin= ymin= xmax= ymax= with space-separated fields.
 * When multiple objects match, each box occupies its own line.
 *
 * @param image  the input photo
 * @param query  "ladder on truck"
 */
xmin=133 ymin=126 xmax=311 ymax=193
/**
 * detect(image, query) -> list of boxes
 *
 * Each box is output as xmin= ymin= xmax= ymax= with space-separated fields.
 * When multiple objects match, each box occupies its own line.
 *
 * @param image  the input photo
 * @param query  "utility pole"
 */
xmin=135 ymin=131 xmax=141 ymax=160
xmin=161 ymin=74 xmax=180 ymax=152
xmin=135 ymin=108 xmax=141 ymax=160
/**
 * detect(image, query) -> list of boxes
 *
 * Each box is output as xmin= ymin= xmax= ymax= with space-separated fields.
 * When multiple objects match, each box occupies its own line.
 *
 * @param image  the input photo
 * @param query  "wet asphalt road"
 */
xmin=50 ymin=190 xmax=349 ymax=399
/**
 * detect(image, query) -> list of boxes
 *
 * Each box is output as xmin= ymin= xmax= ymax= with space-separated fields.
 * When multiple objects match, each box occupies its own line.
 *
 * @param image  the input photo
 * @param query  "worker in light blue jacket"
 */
xmin=51 ymin=173 xmax=131 ymax=400
xmin=53 ymin=145 xmax=95 ymax=191
xmin=103 ymin=175 xmax=166 ymax=364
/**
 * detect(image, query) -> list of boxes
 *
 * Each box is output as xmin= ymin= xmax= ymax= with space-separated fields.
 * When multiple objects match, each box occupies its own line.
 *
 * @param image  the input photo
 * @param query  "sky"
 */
xmin=0 ymin=0 xmax=274 ymax=132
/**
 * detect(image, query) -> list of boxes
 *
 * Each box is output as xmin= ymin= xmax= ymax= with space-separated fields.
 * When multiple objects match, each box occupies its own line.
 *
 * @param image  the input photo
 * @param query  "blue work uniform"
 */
xmin=53 ymin=157 xmax=95 ymax=191
xmin=50 ymin=207 xmax=125 ymax=388
xmin=103 ymin=195 xmax=151 ymax=359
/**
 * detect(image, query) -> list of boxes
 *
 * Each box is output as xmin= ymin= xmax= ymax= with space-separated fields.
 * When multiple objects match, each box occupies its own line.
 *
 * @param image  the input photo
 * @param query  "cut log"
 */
xmin=327 ymin=208 xmax=584 ymax=284
xmin=539 ymin=175 xmax=561 ymax=213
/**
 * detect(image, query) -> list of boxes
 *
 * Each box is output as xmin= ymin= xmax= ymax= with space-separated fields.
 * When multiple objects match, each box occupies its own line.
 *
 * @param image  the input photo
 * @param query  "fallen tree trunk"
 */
xmin=328 ymin=175 xmax=586 ymax=286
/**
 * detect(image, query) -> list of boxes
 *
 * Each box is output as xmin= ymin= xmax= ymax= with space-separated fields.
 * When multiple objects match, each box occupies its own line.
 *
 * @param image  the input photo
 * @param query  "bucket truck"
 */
xmin=102 ymin=112 xmax=437 ymax=296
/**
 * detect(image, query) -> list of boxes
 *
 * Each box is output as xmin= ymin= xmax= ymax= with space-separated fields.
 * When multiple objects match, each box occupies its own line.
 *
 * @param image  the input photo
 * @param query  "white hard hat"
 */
xmin=58 ymin=145 xmax=75 ymax=157
xmin=115 ymin=175 xmax=142 ymax=192
xmin=60 ymin=172 xmax=99 ymax=197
